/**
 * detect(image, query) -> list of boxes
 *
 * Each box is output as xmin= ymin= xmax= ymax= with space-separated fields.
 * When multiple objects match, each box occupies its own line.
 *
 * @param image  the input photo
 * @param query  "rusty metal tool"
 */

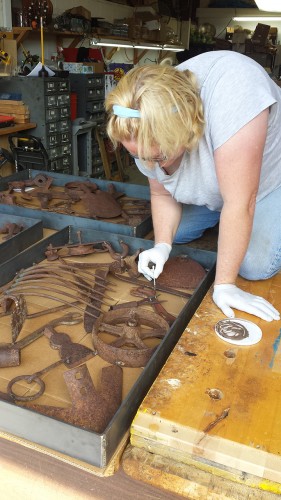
xmin=8 ymin=173 xmax=53 ymax=193
xmin=7 ymin=325 xmax=96 ymax=402
xmin=10 ymin=275 xmax=113 ymax=307
xmin=109 ymin=296 xmax=166 ymax=311
xmin=16 ymin=263 xmax=115 ymax=292
xmin=0 ymin=294 xmax=27 ymax=343
xmin=84 ymin=268 xmax=109 ymax=333
xmin=22 ymin=363 xmax=123 ymax=433
xmin=112 ymin=273 xmax=192 ymax=299
xmin=0 ymin=300 xmax=80 ymax=320
xmin=0 ymin=222 xmax=25 ymax=240
xmin=44 ymin=230 xmax=109 ymax=259
xmin=3 ymin=283 xmax=105 ymax=315
xmin=0 ymin=312 xmax=82 ymax=368
xmin=130 ymin=287 xmax=177 ymax=326
xmin=2 ymin=292 xmax=100 ymax=324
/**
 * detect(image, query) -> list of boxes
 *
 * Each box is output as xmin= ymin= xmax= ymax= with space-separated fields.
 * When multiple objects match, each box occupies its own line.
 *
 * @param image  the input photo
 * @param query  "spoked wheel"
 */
xmin=92 ymin=307 xmax=169 ymax=367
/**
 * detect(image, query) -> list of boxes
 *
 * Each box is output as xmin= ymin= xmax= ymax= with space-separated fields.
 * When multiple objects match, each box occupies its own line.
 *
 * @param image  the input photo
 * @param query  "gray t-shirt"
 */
xmin=135 ymin=51 xmax=281 ymax=211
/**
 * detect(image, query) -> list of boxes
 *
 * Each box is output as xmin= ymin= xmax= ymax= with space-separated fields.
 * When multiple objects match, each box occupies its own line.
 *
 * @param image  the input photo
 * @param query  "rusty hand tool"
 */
xmin=3 ymin=292 xmax=100 ymax=324
xmin=113 ymin=273 xmax=192 ymax=299
xmin=0 ymin=300 xmax=81 ymax=320
xmin=8 ymin=173 xmax=53 ymax=194
xmin=84 ymin=268 xmax=109 ymax=333
xmin=0 ymin=294 xmax=27 ymax=343
xmin=0 ymin=193 xmax=16 ymax=205
xmin=45 ymin=230 xmax=109 ymax=260
xmin=11 ymin=275 xmax=113 ymax=307
xmin=4 ymin=283 xmax=105 ymax=315
xmin=17 ymin=262 xmax=116 ymax=292
xmin=21 ymin=364 xmax=123 ymax=434
xmin=0 ymin=312 xmax=82 ymax=368
xmin=109 ymin=296 xmax=166 ymax=311
xmin=0 ymin=222 xmax=25 ymax=240
xmin=7 ymin=325 xmax=96 ymax=402
xmin=64 ymin=180 xmax=98 ymax=192
xmin=102 ymin=240 xmax=129 ymax=260
xmin=130 ymin=287 xmax=177 ymax=326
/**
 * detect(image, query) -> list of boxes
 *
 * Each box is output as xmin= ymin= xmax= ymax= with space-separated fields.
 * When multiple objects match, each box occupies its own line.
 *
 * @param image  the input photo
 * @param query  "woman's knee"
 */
xmin=239 ymin=250 xmax=281 ymax=280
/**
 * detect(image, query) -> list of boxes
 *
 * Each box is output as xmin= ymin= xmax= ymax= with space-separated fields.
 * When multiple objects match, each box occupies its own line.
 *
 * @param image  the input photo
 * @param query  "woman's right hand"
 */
xmin=138 ymin=243 xmax=172 ymax=280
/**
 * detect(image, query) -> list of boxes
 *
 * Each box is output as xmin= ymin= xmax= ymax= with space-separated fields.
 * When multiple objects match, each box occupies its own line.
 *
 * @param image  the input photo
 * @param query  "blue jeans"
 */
xmin=174 ymin=185 xmax=281 ymax=280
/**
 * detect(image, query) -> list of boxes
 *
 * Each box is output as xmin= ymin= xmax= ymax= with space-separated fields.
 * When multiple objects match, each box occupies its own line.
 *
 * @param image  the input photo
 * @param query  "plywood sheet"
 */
xmin=131 ymin=273 xmax=281 ymax=483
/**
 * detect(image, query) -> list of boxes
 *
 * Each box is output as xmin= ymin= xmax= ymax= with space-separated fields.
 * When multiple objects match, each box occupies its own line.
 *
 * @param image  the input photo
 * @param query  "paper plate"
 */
xmin=214 ymin=318 xmax=262 ymax=346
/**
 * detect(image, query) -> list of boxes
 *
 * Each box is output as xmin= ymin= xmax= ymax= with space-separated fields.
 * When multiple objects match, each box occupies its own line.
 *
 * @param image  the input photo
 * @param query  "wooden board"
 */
xmin=130 ymin=272 xmax=281 ymax=488
xmin=122 ymin=445 xmax=280 ymax=499
xmin=3 ymin=39 xmax=17 ymax=75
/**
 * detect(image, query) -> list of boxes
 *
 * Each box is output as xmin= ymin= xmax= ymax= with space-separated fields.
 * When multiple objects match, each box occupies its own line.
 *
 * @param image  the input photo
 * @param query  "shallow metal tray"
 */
xmin=0 ymin=212 xmax=43 ymax=263
xmin=0 ymin=169 xmax=152 ymax=237
xmin=0 ymin=226 xmax=216 ymax=468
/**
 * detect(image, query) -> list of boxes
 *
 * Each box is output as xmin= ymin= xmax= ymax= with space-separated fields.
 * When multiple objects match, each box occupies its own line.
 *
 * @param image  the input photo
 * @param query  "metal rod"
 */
xmin=14 ymin=274 xmax=113 ymax=305
xmin=4 ymin=284 xmax=103 ymax=313
xmin=3 ymin=292 xmax=99 ymax=320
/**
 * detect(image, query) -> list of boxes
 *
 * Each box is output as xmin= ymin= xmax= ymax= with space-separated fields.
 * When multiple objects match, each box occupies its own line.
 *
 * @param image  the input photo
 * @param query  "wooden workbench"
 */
xmin=126 ymin=273 xmax=281 ymax=498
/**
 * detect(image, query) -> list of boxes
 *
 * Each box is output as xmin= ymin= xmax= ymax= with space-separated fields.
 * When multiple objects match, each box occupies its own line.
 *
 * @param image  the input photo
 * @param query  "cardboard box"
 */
xmin=63 ymin=62 xmax=83 ymax=73
xmin=82 ymin=62 xmax=104 ymax=73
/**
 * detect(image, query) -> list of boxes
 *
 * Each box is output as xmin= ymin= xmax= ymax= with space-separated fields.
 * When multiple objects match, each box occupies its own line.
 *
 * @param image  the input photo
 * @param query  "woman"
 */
xmin=105 ymin=50 xmax=281 ymax=322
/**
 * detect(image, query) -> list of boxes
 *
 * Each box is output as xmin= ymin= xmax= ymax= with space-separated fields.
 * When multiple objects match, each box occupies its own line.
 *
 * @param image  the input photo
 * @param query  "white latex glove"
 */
xmin=213 ymin=284 xmax=280 ymax=322
xmin=138 ymin=243 xmax=172 ymax=281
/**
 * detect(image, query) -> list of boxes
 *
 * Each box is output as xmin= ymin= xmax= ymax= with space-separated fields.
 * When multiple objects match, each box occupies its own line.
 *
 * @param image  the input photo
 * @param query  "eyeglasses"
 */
xmin=128 ymin=151 xmax=168 ymax=163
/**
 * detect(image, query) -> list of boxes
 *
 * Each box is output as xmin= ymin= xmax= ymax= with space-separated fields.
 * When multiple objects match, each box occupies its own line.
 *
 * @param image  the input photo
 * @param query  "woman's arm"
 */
xmin=149 ymin=178 xmax=182 ymax=245
xmin=137 ymin=179 xmax=182 ymax=280
xmin=214 ymin=109 xmax=267 ymax=284
xmin=213 ymin=108 xmax=280 ymax=321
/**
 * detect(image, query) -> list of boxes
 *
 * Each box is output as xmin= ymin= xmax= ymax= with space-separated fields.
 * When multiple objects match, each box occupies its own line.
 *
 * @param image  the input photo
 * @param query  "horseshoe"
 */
xmin=92 ymin=307 xmax=169 ymax=367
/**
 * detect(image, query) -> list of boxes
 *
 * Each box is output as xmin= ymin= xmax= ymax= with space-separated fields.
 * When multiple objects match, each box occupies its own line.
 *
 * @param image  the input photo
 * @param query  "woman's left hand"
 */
xmin=213 ymin=284 xmax=280 ymax=322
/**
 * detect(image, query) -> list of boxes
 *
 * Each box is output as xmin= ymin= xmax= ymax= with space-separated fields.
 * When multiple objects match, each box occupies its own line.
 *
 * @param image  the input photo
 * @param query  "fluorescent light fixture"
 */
xmin=162 ymin=44 xmax=185 ymax=52
xmin=255 ymin=0 xmax=281 ymax=12
xmin=132 ymin=43 xmax=162 ymax=51
xmin=90 ymin=37 xmax=184 ymax=52
xmin=90 ymin=38 xmax=133 ymax=48
xmin=233 ymin=16 xmax=281 ymax=20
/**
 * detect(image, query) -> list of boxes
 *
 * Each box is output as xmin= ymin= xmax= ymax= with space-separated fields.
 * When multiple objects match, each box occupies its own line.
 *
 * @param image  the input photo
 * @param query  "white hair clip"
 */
xmin=113 ymin=105 xmax=141 ymax=118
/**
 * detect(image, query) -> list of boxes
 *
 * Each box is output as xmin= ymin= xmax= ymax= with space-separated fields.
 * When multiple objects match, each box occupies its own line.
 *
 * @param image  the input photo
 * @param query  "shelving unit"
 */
xmin=8 ymin=28 xmax=184 ymax=62
xmin=10 ymin=27 xmax=85 ymax=48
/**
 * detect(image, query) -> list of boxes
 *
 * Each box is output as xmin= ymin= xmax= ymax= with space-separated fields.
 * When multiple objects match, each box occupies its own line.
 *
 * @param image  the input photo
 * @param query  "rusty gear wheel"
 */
xmin=92 ymin=307 xmax=169 ymax=367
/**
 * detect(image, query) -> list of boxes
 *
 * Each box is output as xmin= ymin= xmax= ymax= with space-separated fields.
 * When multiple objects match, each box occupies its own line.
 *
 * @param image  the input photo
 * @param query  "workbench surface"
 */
xmin=130 ymin=273 xmax=281 ymax=494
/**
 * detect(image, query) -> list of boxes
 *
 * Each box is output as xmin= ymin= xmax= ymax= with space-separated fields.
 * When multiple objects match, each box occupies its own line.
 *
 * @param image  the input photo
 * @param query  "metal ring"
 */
xmin=7 ymin=375 xmax=45 ymax=402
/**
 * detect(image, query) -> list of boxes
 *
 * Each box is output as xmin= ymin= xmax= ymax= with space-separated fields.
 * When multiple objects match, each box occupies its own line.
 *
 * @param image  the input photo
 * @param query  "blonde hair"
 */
xmin=105 ymin=64 xmax=205 ymax=160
